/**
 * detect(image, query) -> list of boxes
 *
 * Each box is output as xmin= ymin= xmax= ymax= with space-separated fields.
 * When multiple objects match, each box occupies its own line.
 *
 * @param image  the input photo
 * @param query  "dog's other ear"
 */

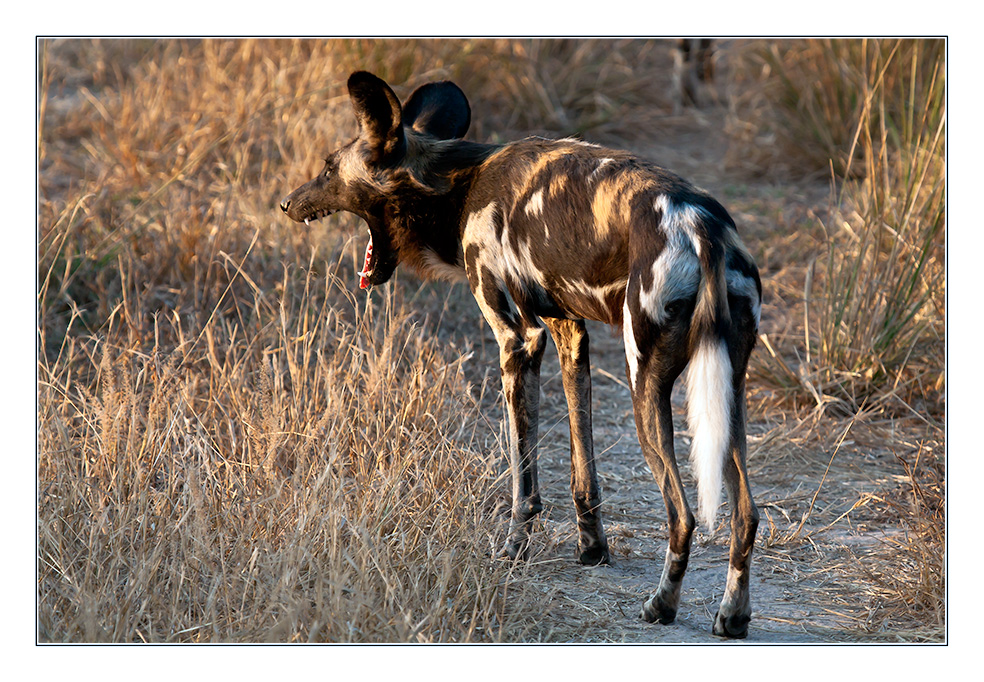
xmin=347 ymin=71 xmax=406 ymax=164
xmin=401 ymin=81 xmax=471 ymax=140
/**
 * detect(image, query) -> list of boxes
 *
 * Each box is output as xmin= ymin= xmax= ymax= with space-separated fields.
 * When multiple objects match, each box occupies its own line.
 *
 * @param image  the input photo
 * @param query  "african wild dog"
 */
xmin=281 ymin=71 xmax=762 ymax=638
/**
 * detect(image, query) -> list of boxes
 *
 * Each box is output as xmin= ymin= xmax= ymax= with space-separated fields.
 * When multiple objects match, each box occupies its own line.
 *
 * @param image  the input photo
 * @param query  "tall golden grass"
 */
xmin=39 ymin=37 xmax=688 ymax=643
xmin=39 ymin=263 xmax=548 ymax=641
xmin=747 ymin=39 xmax=945 ymax=415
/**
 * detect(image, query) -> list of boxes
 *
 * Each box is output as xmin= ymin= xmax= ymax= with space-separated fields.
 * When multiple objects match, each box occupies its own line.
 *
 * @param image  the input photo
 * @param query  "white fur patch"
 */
xmin=639 ymin=241 xmax=701 ymax=325
xmin=654 ymin=194 xmax=705 ymax=258
xmin=658 ymin=547 xmax=685 ymax=590
xmin=500 ymin=218 xmax=547 ymax=288
xmin=561 ymin=278 xmax=626 ymax=315
xmin=722 ymin=563 xmax=746 ymax=607
xmin=589 ymin=157 xmax=615 ymax=181
xmin=464 ymin=202 xmax=506 ymax=294
xmin=622 ymin=298 xmax=642 ymax=391
xmin=337 ymin=145 xmax=375 ymax=188
xmin=466 ymin=202 xmax=498 ymax=231
xmin=560 ymin=137 xmax=601 ymax=148
xmin=464 ymin=202 xmax=501 ymax=261
xmin=685 ymin=339 xmax=733 ymax=531
xmin=464 ymin=205 xmax=523 ymax=353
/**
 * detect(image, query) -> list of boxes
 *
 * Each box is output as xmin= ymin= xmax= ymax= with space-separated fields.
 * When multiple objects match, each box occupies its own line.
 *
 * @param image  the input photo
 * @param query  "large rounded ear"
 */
xmin=347 ymin=71 xmax=406 ymax=165
xmin=401 ymin=81 xmax=471 ymax=140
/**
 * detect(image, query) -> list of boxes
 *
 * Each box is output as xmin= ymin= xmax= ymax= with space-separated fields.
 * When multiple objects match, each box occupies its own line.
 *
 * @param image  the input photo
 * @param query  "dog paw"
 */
xmin=640 ymin=593 xmax=677 ymax=625
xmin=712 ymin=610 xmax=750 ymax=639
xmin=577 ymin=544 xmax=611 ymax=566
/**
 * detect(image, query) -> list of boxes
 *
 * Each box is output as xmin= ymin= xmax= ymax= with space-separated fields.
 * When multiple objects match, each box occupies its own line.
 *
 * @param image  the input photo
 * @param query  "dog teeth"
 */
xmin=303 ymin=210 xmax=334 ymax=224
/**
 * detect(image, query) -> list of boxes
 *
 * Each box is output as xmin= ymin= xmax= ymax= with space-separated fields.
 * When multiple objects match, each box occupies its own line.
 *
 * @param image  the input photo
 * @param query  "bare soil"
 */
xmin=511 ymin=321 xmax=852 ymax=643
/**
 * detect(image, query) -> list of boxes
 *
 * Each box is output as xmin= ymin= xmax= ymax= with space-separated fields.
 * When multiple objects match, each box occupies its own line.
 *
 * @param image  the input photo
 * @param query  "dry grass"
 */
xmin=748 ymin=411 xmax=945 ymax=641
xmin=38 ymin=251 xmax=551 ymax=642
xmin=731 ymin=39 xmax=945 ymax=416
xmin=38 ymin=38 xmax=946 ymax=643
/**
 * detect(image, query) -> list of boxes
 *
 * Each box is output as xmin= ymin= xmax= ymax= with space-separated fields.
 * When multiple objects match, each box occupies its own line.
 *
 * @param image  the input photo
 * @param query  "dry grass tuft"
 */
xmin=731 ymin=39 xmax=945 ymax=417
xmin=728 ymin=42 xmax=945 ymax=639
xmin=854 ymin=444 xmax=945 ymax=638
xmin=38 ymin=257 xmax=551 ymax=642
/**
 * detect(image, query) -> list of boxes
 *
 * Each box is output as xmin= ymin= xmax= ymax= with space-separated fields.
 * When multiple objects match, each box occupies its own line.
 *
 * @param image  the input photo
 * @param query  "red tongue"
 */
xmin=359 ymin=234 xmax=373 ymax=289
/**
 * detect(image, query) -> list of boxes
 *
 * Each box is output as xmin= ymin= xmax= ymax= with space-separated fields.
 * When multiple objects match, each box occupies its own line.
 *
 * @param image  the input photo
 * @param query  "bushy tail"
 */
xmin=685 ymin=238 xmax=732 ymax=531
xmin=685 ymin=337 xmax=732 ymax=530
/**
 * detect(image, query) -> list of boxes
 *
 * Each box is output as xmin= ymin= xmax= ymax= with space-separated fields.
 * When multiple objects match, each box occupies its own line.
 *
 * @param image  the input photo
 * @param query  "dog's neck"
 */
xmin=369 ymin=138 xmax=500 ymax=280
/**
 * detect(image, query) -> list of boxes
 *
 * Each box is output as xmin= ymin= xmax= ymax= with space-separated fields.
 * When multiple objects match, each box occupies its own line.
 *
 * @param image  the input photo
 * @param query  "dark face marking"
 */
xmin=280 ymin=155 xmax=346 ymax=224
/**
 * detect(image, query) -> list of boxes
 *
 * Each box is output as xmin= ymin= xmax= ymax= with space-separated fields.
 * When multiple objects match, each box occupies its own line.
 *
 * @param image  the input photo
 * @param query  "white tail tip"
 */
xmin=685 ymin=339 xmax=733 ymax=531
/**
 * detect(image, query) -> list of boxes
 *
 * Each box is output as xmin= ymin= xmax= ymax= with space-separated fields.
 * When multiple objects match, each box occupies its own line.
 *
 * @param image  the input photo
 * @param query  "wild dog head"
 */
xmin=280 ymin=71 xmax=471 ymax=288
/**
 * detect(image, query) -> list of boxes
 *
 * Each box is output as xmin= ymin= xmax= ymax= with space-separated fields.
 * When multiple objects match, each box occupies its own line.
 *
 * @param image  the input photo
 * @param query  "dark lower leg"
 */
xmin=500 ymin=331 xmax=546 ymax=560
xmin=545 ymin=318 xmax=609 ymax=565
xmin=713 ymin=390 xmax=758 ymax=638
xmin=638 ymin=388 xmax=695 ymax=624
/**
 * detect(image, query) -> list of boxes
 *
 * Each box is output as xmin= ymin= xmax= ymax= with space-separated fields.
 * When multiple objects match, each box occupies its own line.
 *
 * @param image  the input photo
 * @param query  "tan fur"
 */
xmin=591 ymin=172 xmax=657 ymax=237
xmin=514 ymin=146 xmax=575 ymax=202
xmin=548 ymin=174 xmax=569 ymax=199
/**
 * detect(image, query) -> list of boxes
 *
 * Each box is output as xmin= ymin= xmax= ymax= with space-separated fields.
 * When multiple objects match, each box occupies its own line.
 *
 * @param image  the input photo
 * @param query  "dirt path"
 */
xmin=501 ymin=317 xmax=909 ymax=644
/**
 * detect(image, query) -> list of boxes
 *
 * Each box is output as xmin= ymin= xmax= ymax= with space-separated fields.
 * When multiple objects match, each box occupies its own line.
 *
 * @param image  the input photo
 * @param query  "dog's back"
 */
xmin=460 ymin=136 xmax=758 ymax=331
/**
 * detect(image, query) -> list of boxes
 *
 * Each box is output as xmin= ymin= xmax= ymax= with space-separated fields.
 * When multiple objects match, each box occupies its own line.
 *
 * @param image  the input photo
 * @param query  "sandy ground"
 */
xmin=478 ymin=316 xmax=913 ymax=644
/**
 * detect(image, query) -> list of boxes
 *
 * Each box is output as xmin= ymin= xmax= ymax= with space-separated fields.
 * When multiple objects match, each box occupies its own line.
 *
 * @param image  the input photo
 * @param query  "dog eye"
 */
xmin=665 ymin=299 xmax=687 ymax=318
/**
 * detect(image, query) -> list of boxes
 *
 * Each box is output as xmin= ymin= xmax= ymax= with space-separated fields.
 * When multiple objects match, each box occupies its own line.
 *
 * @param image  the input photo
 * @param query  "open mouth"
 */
xmin=294 ymin=210 xmax=385 ymax=290
xmin=358 ymin=229 xmax=374 ymax=289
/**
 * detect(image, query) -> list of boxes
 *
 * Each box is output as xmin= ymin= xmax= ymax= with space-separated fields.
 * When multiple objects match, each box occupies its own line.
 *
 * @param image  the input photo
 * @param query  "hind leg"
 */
xmin=711 ymin=391 xmax=758 ymax=637
xmin=713 ymin=305 xmax=759 ymax=638
xmin=625 ymin=300 xmax=695 ymax=624
xmin=544 ymin=317 xmax=610 ymax=566
xmin=634 ymin=378 xmax=696 ymax=624
xmin=713 ymin=367 xmax=758 ymax=636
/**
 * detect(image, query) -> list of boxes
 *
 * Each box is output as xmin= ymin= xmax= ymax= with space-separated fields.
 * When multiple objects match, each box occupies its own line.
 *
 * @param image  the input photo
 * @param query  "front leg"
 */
xmin=466 ymin=264 xmax=547 ymax=559
xmin=498 ymin=322 xmax=547 ymax=559
xmin=544 ymin=317 xmax=610 ymax=566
